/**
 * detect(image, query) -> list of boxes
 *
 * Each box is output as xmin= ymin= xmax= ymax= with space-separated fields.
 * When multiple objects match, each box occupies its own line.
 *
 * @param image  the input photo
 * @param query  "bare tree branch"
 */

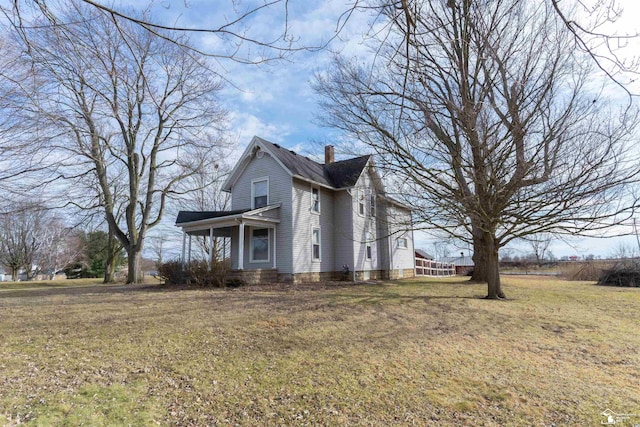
xmin=314 ymin=0 xmax=640 ymax=298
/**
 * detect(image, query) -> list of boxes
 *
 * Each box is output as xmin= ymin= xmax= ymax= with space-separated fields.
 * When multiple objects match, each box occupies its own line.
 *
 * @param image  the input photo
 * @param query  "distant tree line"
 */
xmin=0 ymin=202 xmax=124 ymax=281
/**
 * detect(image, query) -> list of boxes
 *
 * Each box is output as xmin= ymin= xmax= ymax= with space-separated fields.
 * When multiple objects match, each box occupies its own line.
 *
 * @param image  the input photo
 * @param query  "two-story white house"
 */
xmin=175 ymin=136 xmax=415 ymax=284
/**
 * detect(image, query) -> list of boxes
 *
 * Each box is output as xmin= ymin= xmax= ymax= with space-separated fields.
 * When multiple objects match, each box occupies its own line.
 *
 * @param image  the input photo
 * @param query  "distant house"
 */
xmin=175 ymin=136 xmax=416 ymax=284
xmin=440 ymin=254 xmax=475 ymax=275
xmin=415 ymin=249 xmax=434 ymax=261
xmin=414 ymin=249 xmax=456 ymax=276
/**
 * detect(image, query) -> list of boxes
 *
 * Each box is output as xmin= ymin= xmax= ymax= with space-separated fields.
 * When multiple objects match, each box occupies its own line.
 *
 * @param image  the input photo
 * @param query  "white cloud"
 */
xmin=229 ymin=112 xmax=291 ymax=144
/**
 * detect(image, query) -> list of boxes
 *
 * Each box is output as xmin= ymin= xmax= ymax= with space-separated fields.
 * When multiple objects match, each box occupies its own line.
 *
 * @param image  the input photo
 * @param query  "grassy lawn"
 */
xmin=1 ymin=276 xmax=639 ymax=426
xmin=0 ymin=277 xmax=163 ymax=292
xmin=0 ymin=278 xmax=106 ymax=290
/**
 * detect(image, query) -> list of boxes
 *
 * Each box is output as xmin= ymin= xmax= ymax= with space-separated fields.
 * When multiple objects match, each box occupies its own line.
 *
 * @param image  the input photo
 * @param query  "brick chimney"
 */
xmin=325 ymin=145 xmax=335 ymax=164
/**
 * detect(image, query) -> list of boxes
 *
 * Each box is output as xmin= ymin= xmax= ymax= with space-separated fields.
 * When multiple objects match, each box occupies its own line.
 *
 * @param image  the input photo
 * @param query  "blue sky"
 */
xmin=123 ymin=1 xmax=640 ymax=259
xmin=138 ymin=0 xmax=366 ymax=155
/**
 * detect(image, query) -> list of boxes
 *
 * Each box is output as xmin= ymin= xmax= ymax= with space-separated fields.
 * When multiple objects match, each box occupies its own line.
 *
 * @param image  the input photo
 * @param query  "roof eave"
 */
xmin=292 ymin=174 xmax=336 ymax=190
xmin=175 ymin=203 xmax=281 ymax=228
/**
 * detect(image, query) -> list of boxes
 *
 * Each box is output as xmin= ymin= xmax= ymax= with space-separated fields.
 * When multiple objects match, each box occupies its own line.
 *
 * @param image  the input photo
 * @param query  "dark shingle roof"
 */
xmin=325 ymin=155 xmax=371 ymax=188
xmin=256 ymin=137 xmax=370 ymax=189
xmin=175 ymin=209 xmax=250 ymax=224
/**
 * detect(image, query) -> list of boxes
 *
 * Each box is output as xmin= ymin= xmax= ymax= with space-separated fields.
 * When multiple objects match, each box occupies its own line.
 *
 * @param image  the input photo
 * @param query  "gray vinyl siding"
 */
xmin=225 ymin=150 xmax=412 ymax=276
xmin=332 ymin=190 xmax=354 ymax=272
xmin=291 ymin=179 xmax=335 ymax=273
xmin=229 ymin=152 xmax=294 ymax=273
xmin=388 ymin=205 xmax=415 ymax=270
xmin=230 ymin=230 xmax=239 ymax=269
xmin=351 ymin=168 xmax=380 ymax=271
xmin=376 ymin=198 xmax=391 ymax=271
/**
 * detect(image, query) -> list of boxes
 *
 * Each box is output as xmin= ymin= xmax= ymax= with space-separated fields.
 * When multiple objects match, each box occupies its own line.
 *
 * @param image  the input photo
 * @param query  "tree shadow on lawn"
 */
xmin=0 ymin=280 xmax=497 ymax=312
xmin=323 ymin=290 xmax=486 ymax=307
xmin=0 ymin=282 xmax=158 ymax=300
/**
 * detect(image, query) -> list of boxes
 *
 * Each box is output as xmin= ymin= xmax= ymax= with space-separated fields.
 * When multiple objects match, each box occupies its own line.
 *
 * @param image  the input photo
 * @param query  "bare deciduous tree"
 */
xmin=1 ymin=1 xmax=228 ymax=283
xmin=0 ymin=202 xmax=73 ymax=280
xmin=0 ymin=211 xmax=27 ymax=281
xmin=524 ymin=233 xmax=554 ymax=264
xmin=1 ymin=0 xmax=344 ymax=63
xmin=175 ymin=150 xmax=232 ymax=262
xmin=5 ymin=0 xmax=637 ymax=82
xmin=315 ymin=0 xmax=640 ymax=298
xmin=33 ymin=217 xmax=81 ymax=278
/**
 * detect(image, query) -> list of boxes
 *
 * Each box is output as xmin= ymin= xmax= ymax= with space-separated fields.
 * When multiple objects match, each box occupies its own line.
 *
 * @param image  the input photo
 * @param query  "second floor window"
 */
xmin=397 ymin=237 xmax=408 ymax=249
xmin=370 ymin=193 xmax=376 ymax=217
xmin=311 ymin=187 xmax=320 ymax=213
xmin=252 ymin=178 xmax=268 ymax=209
xmin=358 ymin=191 xmax=365 ymax=216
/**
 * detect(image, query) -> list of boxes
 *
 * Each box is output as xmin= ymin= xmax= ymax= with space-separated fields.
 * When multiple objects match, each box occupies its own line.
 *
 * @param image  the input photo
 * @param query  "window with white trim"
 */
xmin=366 ymin=233 xmax=373 ymax=260
xmin=312 ymin=227 xmax=321 ymax=261
xmin=397 ymin=237 xmax=408 ymax=249
xmin=252 ymin=178 xmax=268 ymax=209
xmin=251 ymin=228 xmax=269 ymax=262
xmin=358 ymin=191 xmax=365 ymax=216
xmin=311 ymin=187 xmax=320 ymax=213
xmin=370 ymin=193 xmax=376 ymax=217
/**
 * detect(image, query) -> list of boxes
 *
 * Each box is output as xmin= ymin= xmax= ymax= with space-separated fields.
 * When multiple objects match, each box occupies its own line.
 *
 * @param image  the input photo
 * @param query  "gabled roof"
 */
xmin=415 ymin=249 xmax=434 ymax=260
xmin=257 ymin=137 xmax=333 ymax=187
xmin=441 ymin=256 xmax=474 ymax=266
xmin=223 ymin=136 xmax=372 ymax=191
xmin=325 ymin=155 xmax=371 ymax=189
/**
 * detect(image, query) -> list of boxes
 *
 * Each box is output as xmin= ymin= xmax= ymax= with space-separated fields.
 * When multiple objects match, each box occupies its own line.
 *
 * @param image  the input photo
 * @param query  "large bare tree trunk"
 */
xmin=126 ymin=249 xmax=142 ymax=284
xmin=103 ymin=227 xmax=117 ymax=283
xmin=313 ymin=0 xmax=640 ymax=302
xmin=470 ymin=225 xmax=488 ymax=283
xmin=482 ymin=231 xmax=505 ymax=299
xmin=2 ymin=3 xmax=227 ymax=287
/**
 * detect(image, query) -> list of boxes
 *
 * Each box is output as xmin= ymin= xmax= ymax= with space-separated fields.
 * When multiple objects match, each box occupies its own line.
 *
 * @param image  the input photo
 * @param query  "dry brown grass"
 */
xmin=1 ymin=275 xmax=639 ymax=426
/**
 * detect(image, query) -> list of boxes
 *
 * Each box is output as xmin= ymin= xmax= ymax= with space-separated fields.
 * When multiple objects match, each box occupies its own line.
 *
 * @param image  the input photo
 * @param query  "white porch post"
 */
xmin=209 ymin=227 xmax=215 ymax=268
xmin=181 ymin=231 xmax=187 ymax=266
xmin=272 ymin=226 xmax=277 ymax=269
xmin=238 ymin=222 xmax=245 ymax=270
xmin=187 ymin=234 xmax=192 ymax=264
xmin=223 ymin=237 xmax=226 ymax=261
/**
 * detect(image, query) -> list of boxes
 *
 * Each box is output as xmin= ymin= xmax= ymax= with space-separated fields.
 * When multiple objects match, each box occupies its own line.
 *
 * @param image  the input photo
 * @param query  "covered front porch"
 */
xmin=175 ymin=205 xmax=281 ymax=283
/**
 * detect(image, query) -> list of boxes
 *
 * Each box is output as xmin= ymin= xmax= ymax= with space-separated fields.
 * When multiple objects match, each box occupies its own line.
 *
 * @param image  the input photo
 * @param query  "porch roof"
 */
xmin=175 ymin=204 xmax=281 ymax=236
